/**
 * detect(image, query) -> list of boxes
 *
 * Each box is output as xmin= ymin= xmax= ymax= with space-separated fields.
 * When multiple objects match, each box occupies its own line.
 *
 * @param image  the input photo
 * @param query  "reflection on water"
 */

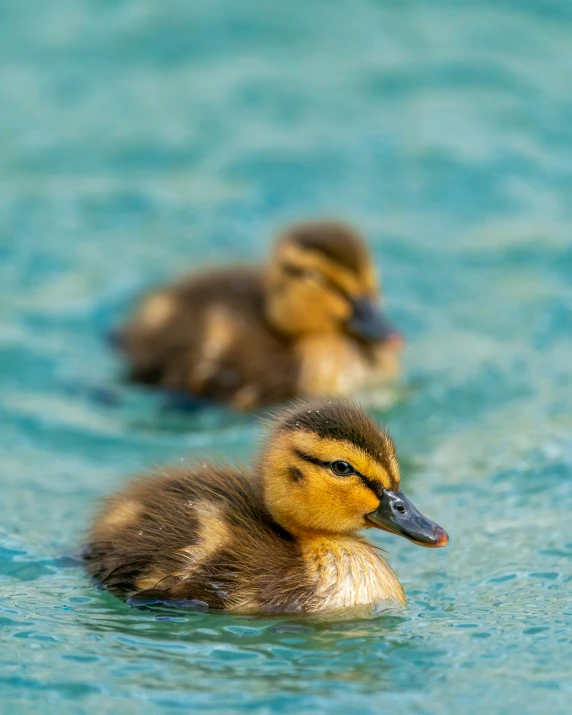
xmin=1 ymin=0 xmax=572 ymax=713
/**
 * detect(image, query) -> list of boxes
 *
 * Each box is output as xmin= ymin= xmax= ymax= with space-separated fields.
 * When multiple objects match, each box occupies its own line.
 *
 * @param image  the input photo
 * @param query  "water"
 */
xmin=1 ymin=0 xmax=571 ymax=712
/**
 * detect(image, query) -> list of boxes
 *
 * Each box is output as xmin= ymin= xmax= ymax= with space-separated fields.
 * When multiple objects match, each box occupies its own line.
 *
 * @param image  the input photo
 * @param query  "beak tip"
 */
xmin=385 ymin=332 xmax=405 ymax=351
xmin=434 ymin=526 xmax=449 ymax=547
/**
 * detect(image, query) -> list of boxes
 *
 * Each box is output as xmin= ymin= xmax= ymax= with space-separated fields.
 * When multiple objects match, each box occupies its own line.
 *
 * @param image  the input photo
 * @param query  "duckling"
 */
xmin=113 ymin=220 xmax=403 ymax=409
xmin=84 ymin=399 xmax=447 ymax=615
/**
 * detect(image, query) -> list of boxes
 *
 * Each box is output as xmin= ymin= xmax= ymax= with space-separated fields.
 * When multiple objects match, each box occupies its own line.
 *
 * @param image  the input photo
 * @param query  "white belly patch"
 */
xmin=308 ymin=538 xmax=406 ymax=613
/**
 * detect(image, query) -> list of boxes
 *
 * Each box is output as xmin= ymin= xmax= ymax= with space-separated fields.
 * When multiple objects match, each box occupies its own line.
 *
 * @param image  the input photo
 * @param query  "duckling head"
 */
xmin=265 ymin=220 xmax=403 ymax=346
xmin=260 ymin=399 xmax=448 ymax=546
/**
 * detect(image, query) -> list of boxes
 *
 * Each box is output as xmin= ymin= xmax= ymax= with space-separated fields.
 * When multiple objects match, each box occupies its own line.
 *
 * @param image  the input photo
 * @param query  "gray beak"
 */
xmin=347 ymin=297 xmax=403 ymax=344
xmin=366 ymin=490 xmax=449 ymax=548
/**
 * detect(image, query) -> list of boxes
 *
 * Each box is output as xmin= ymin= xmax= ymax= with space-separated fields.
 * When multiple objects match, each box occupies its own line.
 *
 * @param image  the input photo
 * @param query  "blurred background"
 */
xmin=1 ymin=1 xmax=571 ymax=714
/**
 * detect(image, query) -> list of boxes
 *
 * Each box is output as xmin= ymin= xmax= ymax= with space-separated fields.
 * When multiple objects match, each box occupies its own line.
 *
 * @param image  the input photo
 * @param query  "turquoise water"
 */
xmin=1 ymin=0 xmax=572 ymax=712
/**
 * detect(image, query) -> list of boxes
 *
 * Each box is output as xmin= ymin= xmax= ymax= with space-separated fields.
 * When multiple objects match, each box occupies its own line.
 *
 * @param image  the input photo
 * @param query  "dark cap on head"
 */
xmin=274 ymin=399 xmax=397 ymax=480
xmin=284 ymin=221 xmax=369 ymax=275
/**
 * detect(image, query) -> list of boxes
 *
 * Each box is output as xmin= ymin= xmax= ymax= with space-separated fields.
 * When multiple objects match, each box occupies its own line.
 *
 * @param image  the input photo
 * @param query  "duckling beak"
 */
xmin=347 ymin=297 xmax=403 ymax=346
xmin=366 ymin=491 xmax=448 ymax=548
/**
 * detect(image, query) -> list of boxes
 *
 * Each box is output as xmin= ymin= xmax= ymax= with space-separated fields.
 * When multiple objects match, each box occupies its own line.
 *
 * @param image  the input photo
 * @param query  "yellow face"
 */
xmin=265 ymin=236 xmax=379 ymax=337
xmin=261 ymin=400 xmax=448 ymax=548
xmin=262 ymin=428 xmax=399 ymax=535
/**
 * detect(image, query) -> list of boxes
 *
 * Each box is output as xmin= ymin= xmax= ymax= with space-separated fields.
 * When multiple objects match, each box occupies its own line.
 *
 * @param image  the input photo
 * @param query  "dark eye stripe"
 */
xmin=280 ymin=262 xmax=352 ymax=302
xmin=294 ymin=449 xmax=330 ymax=468
xmin=281 ymin=262 xmax=305 ymax=279
xmin=294 ymin=449 xmax=386 ymax=498
xmin=357 ymin=473 xmax=385 ymax=499
xmin=322 ymin=276 xmax=351 ymax=301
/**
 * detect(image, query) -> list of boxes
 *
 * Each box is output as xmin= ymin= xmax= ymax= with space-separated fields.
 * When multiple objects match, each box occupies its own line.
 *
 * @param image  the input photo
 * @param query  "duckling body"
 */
xmin=118 ymin=267 xmax=299 ymax=408
xmin=85 ymin=465 xmax=402 ymax=613
xmin=114 ymin=222 xmax=402 ymax=409
xmin=85 ymin=400 xmax=447 ymax=615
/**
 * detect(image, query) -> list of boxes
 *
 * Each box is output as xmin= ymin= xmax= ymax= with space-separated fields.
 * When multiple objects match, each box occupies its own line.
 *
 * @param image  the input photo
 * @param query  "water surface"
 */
xmin=1 ymin=1 xmax=571 ymax=713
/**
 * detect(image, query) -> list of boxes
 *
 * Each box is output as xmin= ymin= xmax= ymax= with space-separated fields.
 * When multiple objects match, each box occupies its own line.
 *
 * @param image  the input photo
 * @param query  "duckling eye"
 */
xmin=307 ymin=270 xmax=326 ymax=286
xmin=281 ymin=262 xmax=326 ymax=286
xmin=330 ymin=460 xmax=356 ymax=477
xmin=282 ymin=262 xmax=306 ymax=279
xmin=394 ymin=503 xmax=406 ymax=514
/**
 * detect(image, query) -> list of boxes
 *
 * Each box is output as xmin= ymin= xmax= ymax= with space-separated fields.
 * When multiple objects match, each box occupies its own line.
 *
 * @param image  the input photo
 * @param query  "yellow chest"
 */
xmin=302 ymin=536 xmax=406 ymax=613
xmin=294 ymin=335 xmax=399 ymax=397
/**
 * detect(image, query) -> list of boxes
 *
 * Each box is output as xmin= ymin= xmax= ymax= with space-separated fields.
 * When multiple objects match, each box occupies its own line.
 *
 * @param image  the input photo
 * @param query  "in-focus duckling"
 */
xmin=113 ymin=220 xmax=403 ymax=409
xmin=84 ymin=399 xmax=447 ymax=615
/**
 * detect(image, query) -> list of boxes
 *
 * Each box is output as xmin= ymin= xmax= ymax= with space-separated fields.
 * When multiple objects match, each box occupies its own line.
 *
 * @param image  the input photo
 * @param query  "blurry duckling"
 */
xmin=84 ymin=399 xmax=448 ymax=615
xmin=113 ymin=220 xmax=403 ymax=410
